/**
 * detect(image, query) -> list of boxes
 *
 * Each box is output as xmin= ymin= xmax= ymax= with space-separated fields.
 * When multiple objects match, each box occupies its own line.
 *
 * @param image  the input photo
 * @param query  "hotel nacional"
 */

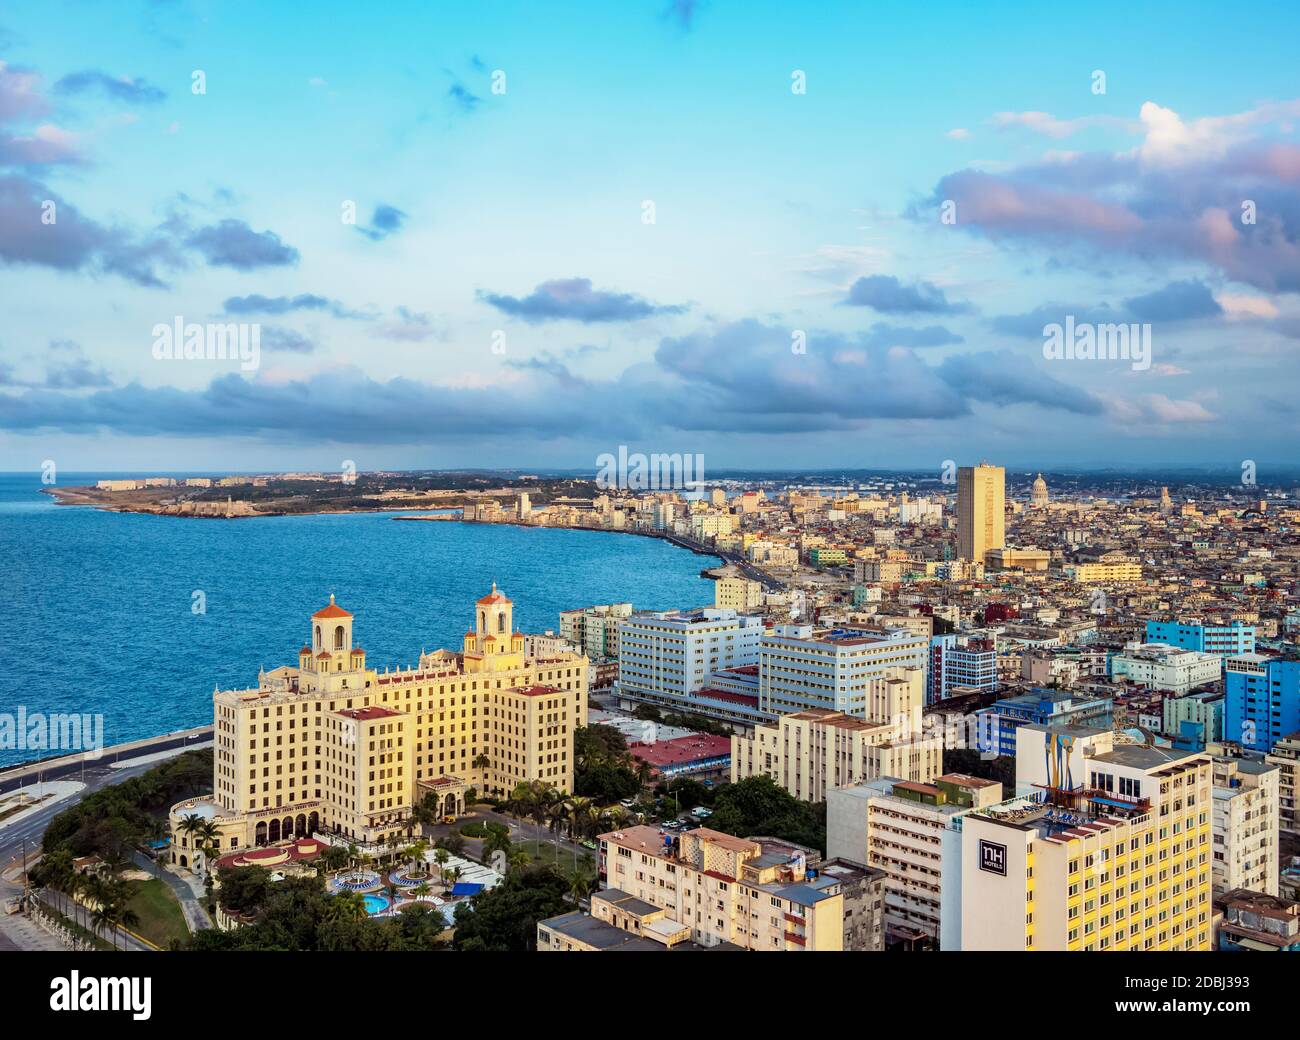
xmin=169 ymin=586 xmax=588 ymax=863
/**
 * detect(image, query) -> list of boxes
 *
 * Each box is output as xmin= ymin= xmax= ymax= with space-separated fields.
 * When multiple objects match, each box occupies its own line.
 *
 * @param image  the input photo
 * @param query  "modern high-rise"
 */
xmin=956 ymin=462 xmax=1005 ymax=563
xmin=962 ymin=725 xmax=1213 ymax=951
xmin=616 ymin=607 xmax=763 ymax=712
xmin=759 ymin=624 xmax=929 ymax=718
xmin=1225 ymin=654 xmax=1300 ymax=752
xmin=928 ymin=633 xmax=998 ymax=703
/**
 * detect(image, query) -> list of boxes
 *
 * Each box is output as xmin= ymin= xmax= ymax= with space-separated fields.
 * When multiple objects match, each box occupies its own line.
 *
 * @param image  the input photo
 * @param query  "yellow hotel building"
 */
xmin=169 ymin=586 xmax=588 ymax=864
xmin=962 ymin=724 xmax=1212 ymax=951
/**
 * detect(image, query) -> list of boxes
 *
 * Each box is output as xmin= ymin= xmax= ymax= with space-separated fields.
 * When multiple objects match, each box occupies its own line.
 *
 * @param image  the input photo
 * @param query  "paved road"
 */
xmin=0 ymin=758 xmax=163 ymax=872
xmin=0 ymin=728 xmax=213 ymax=798
xmin=416 ymin=805 xmax=591 ymax=868
xmin=0 ymin=742 xmax=210 ymax=951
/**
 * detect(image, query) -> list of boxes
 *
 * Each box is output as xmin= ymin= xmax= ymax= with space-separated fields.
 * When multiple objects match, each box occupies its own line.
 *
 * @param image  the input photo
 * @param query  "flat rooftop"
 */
xmin=1090 ymin=744 xmax=1202 ymax=770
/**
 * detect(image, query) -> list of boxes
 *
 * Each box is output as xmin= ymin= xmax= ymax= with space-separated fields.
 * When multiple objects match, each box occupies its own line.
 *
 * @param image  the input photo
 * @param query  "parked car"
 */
xmin=580 ymin=839 xmax=598 ymax=850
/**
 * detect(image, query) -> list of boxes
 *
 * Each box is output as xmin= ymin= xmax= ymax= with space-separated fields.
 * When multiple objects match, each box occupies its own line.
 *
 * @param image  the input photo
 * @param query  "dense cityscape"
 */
xmin=6 ymin=462 xmax=1299 ymax=965
xmin=4 ymin=0 xmax=1298 ymax=1021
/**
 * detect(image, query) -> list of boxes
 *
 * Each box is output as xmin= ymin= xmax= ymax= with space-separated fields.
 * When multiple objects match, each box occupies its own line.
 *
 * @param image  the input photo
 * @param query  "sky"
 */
xmin=2 ymin=0 xmax=1300 ymax=475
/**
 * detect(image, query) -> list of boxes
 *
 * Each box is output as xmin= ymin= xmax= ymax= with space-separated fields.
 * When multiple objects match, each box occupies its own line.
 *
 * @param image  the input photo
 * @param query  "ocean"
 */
xmin=0 ymin=473 xmax=719 ymax=766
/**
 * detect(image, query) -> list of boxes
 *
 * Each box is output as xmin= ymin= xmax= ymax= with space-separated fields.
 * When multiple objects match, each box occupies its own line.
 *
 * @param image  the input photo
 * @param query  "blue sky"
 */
xmin=2 ymin=0 xmax=1300 ymax=473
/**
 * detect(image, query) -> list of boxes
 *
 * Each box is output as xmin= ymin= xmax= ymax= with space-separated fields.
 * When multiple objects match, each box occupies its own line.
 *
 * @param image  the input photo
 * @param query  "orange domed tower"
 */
xmin=465 ymin=584 xmax=525 ymax=671
xmin=300 ymin=594 xmax=365 ymax=692
xmin=476 ymin=582 xmax=512 ymax=642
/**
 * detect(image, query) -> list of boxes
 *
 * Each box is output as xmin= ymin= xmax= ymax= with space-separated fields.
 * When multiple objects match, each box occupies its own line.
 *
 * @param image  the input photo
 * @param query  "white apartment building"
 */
xmin=732 ymin=669 xmax=941 ymax=799
xmin=617 ymin=608 xmax=763 ymax=712
xmin=1109 ymin=642 xmax=1223 ymax=694
xmin=1212 ymin=757 xmax=1279 ymax=897
xmin=760 ymin=624 xmax=929 ymax=719
xmin=828 ymin=773 xmax=1002 ymax=949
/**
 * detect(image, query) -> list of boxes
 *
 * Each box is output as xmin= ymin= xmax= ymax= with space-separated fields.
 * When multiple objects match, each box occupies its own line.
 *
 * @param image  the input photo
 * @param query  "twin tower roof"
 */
xmin=312 ymin=585 xmax=511 ymax=619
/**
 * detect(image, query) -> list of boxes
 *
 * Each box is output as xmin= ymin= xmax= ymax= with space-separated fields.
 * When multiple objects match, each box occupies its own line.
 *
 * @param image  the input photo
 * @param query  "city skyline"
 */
xmin=3 ymin=1 xmax=1300 ymax=473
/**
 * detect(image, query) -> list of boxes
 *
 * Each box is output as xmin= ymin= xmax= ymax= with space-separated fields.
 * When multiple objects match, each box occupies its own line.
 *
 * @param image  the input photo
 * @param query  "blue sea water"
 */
xmin=0 ymin=472 xmax=719 ymax=766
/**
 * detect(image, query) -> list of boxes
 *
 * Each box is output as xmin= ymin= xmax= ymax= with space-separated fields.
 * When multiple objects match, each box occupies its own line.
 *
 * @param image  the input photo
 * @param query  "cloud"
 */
xmin=0 ymin=340 xmax=112 ymax=389
xmin=479 ymin=277 xmax=688 ymax=323
xmin=0 ymin=321 xmax=1109 ymax=442
xmin=0 ymin=123 xmax=80 ymax=165
xmin=915 ymin=99 xmax=1300 ymax=292
xmin=665 ymin=1 xmax=703 ymax=28
xmin=935 ymin=350 xmax=1104 ymax=415
xmin=946 ymin=128 xmax=971 ymax=141
xmin=1109 ymin=393 xmax=1217 ymax=424
xmin=376 ymin=306 xmax=442 ymax=342
xmin=261 ymin=327 xmax=316 ymax=354
xmin=54 ymin=70 xmax=166 ymax=105
xmin=990 ymin=111 xmax=1138 ymax=139
xmin=222 ymin=293 xmax=368 ymax=319
xmin=0 ymin=174 xmax=183 ymax=286
xmin=845 ymin=274 xmax=973 ymax=315
xmin=0 ymin=61 xmax=47 ymax=122
xmin=858 ymin=322 xmax=964 ymax=349
xmin=991 ymin=279 xmax=1224 ymax=336
xmin=355 ymin=203 xmax=407 ymax=241
xmin=1123 ymin=279 xmax=1223 ymax=322
xmin=448 ymin=82 xmax=480 ymax=113
xmin=184 ymin=219 xmax=299 ymax=269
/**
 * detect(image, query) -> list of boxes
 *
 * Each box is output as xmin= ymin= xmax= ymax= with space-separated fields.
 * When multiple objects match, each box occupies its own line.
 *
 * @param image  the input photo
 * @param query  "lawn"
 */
xmin=515 ymin=838 xmax=589 ymax=873
xmin=125 ymin=878 xmax=190 ymax=949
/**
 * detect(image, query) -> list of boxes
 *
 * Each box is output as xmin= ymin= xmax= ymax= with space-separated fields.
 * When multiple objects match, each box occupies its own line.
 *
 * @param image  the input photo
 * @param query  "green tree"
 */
xmin=707 ymin=776 xmax=826 ymax=853
xmin=450 ymin=866 xmax=570 ymax=952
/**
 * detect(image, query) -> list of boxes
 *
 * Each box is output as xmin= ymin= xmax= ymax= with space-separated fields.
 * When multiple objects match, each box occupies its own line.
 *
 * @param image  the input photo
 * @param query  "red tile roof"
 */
xmin=313 ymin=594 xmax=352 ymax=619
xmin=628 ymin=734 xmax=732 ymax=770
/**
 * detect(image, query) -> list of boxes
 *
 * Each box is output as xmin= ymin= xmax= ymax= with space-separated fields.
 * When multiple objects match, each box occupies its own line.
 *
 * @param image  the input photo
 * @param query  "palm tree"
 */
xmin=567 ymin=866 xmax=594 ymax=905
xmin=404 ymin=840 xmax=428 ymax=876
xmin=177 ymin=813 xmax=205 ymax=862
xmin=480 ymin=826 xmax=512 ymax=868
xmin=506 ymin=846 xmax=531 ymax=873
xmin=471 ymin=753 xmax=490 ymax=772
xmin=567 ymin=796 xmax=594 ymax=840
xmin=196 ymin=819 xmax=221 ymax=880
xmin=326 ymin=891 xmax=368 ymax=923
xmin=433 ymin=847 xmax=451 ymax=887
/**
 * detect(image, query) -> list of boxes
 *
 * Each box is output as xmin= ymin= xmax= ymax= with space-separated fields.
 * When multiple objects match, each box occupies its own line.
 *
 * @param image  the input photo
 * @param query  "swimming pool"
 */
xmin=363 ymin=894 xmax=391 ymax=915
